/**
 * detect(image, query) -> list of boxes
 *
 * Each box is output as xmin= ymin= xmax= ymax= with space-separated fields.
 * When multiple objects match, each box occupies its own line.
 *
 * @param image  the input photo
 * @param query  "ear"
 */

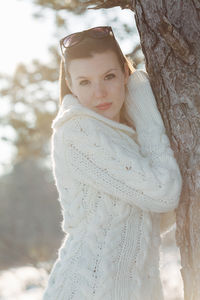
xmin=124 ymin=62 xmax=130 ymax=85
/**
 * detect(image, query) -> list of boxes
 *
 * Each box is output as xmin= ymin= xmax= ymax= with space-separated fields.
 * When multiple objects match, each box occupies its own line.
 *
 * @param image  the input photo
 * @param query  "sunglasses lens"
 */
xmin=63 ymin=33 xmax=82 ymax=48
xmin=89 ymin=27 xmax=111 ymax=38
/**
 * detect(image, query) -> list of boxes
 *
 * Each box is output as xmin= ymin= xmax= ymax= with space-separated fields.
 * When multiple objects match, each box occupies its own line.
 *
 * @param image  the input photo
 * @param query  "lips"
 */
xmin=96 ymin=102 xmax=112 ymax=108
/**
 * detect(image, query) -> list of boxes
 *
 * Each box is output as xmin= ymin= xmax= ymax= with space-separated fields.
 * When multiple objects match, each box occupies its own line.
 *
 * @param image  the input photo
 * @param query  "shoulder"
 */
xmin=61 ymin=115 xmax=108 ymax=142
xmin=51 ymin=115 xmax=104 ymax=156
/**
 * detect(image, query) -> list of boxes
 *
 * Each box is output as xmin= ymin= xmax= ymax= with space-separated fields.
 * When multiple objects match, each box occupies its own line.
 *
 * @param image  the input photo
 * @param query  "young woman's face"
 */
xmin=67 ymin=50 xmax=130 ymax=123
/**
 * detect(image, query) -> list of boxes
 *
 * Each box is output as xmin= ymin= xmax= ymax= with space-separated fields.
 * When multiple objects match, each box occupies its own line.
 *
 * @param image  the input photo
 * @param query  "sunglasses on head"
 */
xmin=60 ymin=26 xmax=119 ymax=57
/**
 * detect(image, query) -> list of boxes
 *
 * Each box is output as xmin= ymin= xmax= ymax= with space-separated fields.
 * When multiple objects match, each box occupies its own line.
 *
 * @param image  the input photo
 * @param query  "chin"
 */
xmin=105 ymin=112 xmax=120 ymax=122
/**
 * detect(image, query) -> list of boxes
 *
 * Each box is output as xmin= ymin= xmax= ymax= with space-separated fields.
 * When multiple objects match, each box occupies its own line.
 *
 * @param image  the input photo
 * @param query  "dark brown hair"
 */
xmin=59 ymin=35 xmax=135 ymax=106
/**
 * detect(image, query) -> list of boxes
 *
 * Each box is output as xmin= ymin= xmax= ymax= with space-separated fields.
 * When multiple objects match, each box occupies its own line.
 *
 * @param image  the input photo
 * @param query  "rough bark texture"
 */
xmin=132 ymin=1 xmax=200 ymax=299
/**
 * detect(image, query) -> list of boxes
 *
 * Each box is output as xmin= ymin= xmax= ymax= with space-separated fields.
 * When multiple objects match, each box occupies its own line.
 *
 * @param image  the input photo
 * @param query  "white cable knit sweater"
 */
xmin=43 ymin=70 xmax=182 ymax=300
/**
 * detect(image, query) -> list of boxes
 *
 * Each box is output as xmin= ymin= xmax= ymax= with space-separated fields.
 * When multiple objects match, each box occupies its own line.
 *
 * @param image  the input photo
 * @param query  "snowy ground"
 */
xmin=0 ymin=237 xmax=184 ymax=300
xmin=0 ymin=264 xmax=47 ymax=300
xmin=160 ymin=244 xmax=183 ymax=300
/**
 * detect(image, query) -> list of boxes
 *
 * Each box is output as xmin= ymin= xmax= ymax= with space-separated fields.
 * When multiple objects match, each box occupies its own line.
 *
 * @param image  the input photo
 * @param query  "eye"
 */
xmin=105 ymin=73 xmax=116 ymax=80
xmin=79 ymin=80 xmax=90 ymax=86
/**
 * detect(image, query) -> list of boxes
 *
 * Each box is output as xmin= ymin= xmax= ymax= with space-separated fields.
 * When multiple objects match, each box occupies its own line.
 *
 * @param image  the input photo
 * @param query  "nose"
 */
xmin=93 ymin=82 xmax=107 ymax=99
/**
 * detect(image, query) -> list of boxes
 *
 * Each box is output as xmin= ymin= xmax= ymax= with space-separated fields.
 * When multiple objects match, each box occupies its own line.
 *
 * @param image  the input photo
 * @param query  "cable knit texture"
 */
xmin=43 ymin=69 xmax=182 ymax=300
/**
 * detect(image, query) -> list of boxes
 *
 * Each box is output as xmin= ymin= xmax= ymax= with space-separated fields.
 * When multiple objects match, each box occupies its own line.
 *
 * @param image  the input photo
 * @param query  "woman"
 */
xmin=43 ymin=26 xmax=182 ymax=300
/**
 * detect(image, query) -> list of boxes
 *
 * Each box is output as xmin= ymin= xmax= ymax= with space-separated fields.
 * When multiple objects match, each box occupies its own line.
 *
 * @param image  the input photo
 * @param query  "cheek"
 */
xmin=76 ymin=88 xmax=92 ymax=107
xmin=111 ymin=80 xmax=126 ymax=100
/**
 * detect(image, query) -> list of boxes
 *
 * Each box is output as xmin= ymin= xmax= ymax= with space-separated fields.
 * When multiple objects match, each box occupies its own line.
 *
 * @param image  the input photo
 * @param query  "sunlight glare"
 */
xmin=0 ymin=0 xmax=54 ymax=75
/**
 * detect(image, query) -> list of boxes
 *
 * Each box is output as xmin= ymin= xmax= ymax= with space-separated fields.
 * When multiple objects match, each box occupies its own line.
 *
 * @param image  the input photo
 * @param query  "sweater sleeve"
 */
xmin=125 ymin=70 xmax=178 ymax=162
xmin=61 ymin=116 xmax=182 ymax=213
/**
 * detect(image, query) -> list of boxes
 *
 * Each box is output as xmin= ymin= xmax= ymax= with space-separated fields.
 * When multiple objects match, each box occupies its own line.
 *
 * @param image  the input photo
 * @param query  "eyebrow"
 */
xmin=76 ymin=68 xmax=118 ymax=80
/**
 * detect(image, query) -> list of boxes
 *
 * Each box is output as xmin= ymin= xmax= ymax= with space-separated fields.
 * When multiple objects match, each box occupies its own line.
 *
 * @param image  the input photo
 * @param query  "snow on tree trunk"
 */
xmin=133 ymin=1 xmax=200 ymax=299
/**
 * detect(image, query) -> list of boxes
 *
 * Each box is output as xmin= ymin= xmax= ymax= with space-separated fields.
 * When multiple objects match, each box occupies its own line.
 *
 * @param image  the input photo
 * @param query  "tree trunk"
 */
xmin=132 ymin=1 xmax=200 ymax=299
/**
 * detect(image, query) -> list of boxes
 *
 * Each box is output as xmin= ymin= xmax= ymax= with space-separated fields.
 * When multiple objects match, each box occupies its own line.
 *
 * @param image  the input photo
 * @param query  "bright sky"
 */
xmin=0 ymin=0 xmax=140 ymax=176
xmin=0 ymin=0 xmax=55 ymax=75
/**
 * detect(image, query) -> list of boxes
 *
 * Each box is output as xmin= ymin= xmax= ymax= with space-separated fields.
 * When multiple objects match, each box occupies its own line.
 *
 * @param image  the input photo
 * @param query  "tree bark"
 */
xmin=132 ymin=1 xmax=200 ymax=299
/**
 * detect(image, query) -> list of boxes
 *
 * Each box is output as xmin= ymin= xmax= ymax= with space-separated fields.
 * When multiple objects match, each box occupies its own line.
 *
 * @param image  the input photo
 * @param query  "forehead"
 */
xmin=68 ymin=50 xmax=121 ymax=78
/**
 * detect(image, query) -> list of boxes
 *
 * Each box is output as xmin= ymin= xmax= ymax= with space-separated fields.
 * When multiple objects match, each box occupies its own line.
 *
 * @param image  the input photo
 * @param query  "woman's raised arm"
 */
xmin=59 ymin=114 xmax=182 ymax=213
